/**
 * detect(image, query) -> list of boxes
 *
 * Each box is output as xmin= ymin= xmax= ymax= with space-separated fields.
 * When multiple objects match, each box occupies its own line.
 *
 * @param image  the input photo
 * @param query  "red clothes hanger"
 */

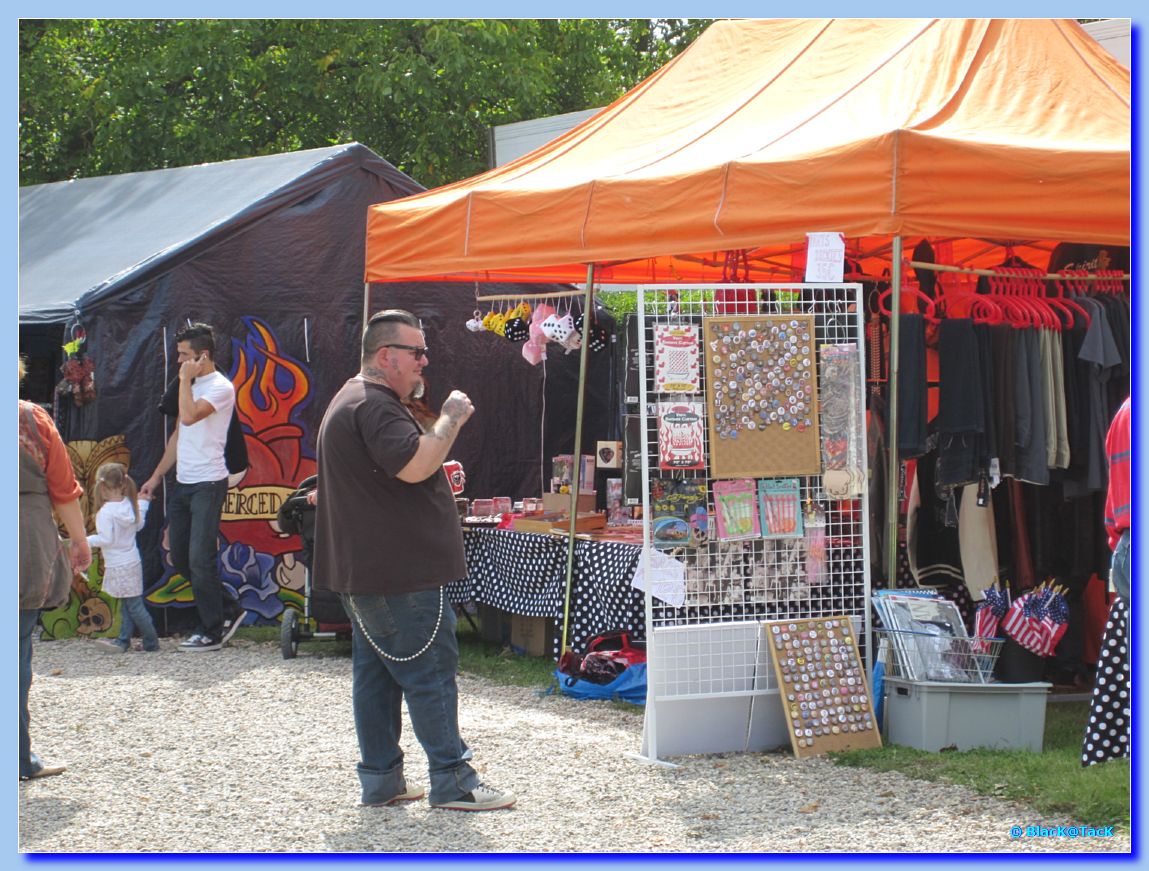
xmin=877 ymin=286 xmax=938 ymax=324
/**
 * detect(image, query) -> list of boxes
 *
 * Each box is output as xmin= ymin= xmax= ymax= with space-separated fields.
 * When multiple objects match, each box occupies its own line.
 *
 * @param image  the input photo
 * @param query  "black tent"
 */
xmin=19 ymin=143 xmax=614 ymax=636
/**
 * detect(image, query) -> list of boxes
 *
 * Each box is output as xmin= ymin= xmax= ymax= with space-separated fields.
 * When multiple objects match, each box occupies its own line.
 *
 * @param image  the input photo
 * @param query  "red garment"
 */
xmin=1103 ymin=395 xmax=1131 ymax=550
xmin=1008 ymin=478 xmax=1036 ymax=591
xmin=18 ymin=401 xmax=83 ymax=504
xmin=1081 ymin=573 xmax=1114 ymax=667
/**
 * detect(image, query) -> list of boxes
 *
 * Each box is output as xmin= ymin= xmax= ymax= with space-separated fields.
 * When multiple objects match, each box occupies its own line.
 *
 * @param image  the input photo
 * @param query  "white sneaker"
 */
xmin=219 ymin=610 xmax=248 ymax=646
xmin=431 ymin=782 xmax=516 ymax=811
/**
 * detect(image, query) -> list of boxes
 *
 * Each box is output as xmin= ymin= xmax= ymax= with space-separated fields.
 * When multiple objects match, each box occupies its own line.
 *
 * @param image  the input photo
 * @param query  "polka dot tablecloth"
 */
xmin=446 ymin=528 xmax=645 ymax=658
xmin=1081 ymin=596 xmax=1129 ymax=767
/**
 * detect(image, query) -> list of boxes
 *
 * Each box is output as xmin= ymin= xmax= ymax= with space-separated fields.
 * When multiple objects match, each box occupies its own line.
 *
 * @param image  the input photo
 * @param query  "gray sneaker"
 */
xmin=431 ymin=782 xmax=516 ymax=811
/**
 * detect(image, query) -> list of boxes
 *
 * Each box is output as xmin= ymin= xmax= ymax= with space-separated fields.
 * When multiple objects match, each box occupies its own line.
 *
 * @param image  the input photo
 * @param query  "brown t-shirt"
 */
xmin=313 ymin=377 xmax=466 ymax=595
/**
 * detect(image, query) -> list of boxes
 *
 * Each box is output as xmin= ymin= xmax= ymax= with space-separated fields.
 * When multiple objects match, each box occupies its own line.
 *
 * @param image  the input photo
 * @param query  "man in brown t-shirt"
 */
xmin=314 ymin=309 xmax=515 ymax=812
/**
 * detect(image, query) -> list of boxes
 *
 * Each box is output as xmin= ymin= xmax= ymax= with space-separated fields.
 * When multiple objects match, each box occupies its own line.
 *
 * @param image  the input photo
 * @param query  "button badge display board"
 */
xmin=766 ymin=616 xmax=882 ymax=757
xmin=703 ymin=315 xmax=821 ymax=478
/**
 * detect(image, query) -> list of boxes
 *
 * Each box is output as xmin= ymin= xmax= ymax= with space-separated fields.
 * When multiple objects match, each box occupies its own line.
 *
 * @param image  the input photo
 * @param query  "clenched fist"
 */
xmin=441 ymin=390 xmax=475 ymax=426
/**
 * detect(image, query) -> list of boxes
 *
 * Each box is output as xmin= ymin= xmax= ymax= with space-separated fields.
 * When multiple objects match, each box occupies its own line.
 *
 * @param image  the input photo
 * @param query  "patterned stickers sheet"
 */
xmin=653 ymin=324 xmax=701 ymax=393
xmin=766 ymin=616 xmax=882 ymax=757
xmin=657 ymin=401 xmax=706 ymax=470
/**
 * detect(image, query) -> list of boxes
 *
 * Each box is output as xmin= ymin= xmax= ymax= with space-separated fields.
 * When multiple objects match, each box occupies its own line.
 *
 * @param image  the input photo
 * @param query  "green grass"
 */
xmin=831 ymin=701 xmax=1131 ymax=830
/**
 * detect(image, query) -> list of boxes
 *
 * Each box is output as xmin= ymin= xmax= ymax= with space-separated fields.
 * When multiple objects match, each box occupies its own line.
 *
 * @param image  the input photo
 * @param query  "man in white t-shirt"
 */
xmin=141 ymin=323 xmax=247 ymax=651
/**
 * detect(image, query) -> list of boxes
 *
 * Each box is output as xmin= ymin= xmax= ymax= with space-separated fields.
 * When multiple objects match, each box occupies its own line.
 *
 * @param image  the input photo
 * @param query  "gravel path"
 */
xmin=19 ymin=637 xmax=1128 ymax=854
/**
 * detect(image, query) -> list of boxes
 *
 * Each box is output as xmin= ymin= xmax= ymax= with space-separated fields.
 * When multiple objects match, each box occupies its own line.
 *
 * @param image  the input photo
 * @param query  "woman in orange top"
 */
xmin=19 ymin=358 xmax=91 ymax=781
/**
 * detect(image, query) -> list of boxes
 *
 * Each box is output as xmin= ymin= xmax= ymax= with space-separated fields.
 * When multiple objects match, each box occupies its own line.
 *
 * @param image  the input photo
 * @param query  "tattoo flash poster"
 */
xmin=658 ymin=401 xmax=705 ymax=470
xmin=653 ymin=324 xmax=701 ymax=393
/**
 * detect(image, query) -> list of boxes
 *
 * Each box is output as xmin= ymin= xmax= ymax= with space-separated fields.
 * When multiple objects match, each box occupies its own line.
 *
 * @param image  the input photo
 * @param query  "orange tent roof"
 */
xmin=365 ymin=18 xmax=1130 ymax=284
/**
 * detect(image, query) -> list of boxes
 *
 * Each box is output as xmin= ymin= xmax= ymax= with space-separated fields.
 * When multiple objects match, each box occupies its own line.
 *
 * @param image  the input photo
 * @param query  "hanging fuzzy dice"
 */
xmin=503 ymin=317 xmax=530 ymax=342
xmin=575 ymin=313 xmax=609 ymax=353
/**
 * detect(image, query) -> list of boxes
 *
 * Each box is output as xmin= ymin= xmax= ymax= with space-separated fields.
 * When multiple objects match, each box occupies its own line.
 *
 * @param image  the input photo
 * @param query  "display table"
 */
xmin=447 ymin=527 xmax=645 ymax=657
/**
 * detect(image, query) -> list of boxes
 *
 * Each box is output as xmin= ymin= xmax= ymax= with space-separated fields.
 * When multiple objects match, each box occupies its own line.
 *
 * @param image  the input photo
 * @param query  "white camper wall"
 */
xmin=490 ymin=108 xmax=600 ymax=168
xmin=1082 ymin=19 xmax=1131 ymax=68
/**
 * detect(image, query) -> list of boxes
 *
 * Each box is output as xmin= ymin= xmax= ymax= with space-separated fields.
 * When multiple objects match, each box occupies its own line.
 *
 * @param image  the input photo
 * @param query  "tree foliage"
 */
xmin=20 ymin=18 xmax=711 ymax=188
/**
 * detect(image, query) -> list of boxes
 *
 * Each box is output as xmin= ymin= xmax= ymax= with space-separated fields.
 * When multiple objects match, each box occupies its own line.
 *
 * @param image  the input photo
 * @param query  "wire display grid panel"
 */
xmin=637 ymin=284 xmax=871 ymax=702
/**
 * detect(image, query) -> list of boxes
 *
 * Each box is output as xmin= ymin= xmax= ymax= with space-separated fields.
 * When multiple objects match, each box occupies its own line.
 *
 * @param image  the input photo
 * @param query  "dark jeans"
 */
xmin=167 ymin=478 xmax=229 ymax=637
xmin=1111 ymin=530 xmax=1131 ymax=601
xmin=117 ymin=595 xmax=159 ymax=651
xmin=20 ymin=609 xmax=42 ymax=778
xmin=340 ymin=589 xmax=479 ymax=805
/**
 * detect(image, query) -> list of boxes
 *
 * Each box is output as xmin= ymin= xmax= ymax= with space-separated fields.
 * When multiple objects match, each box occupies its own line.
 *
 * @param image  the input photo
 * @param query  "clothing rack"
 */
xmin=475 ymin=289 xmax=588 ymax=302
xmin=907 ymin=260 xmax=1130 ymax=281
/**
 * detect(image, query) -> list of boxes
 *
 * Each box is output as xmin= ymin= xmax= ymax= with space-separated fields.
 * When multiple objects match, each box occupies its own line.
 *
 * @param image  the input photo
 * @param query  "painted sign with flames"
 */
xmin=149 ymin=316 xmax=317 ymax=626
xmin=224 ymin=316 xmax=315 ymax=554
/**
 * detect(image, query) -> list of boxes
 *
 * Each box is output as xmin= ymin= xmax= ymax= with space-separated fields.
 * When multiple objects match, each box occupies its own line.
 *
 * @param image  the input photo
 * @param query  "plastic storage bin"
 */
xmin=884 ymin=677 xmax=1051 ymax=752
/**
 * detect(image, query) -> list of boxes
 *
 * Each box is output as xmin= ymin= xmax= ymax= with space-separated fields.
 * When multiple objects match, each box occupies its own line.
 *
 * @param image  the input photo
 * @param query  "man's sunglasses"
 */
xmin=383 ymin=344 xmax=429 ymax=361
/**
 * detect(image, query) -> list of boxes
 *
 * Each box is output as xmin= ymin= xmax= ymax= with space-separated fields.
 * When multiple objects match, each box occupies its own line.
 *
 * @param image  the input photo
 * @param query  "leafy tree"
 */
xmin=20 ymin=18 xmax=710 ymax=187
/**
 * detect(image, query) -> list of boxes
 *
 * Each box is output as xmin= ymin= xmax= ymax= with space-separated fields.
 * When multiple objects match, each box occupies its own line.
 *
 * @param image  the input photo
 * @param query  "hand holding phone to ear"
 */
xmin=180 ymin=354 xmax=206 ymax=381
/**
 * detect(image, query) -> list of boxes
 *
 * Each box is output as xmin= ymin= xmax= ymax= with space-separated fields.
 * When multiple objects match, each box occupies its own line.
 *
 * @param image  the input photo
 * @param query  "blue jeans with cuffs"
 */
xmin=339 ymin=588 xmax=479 ymax=805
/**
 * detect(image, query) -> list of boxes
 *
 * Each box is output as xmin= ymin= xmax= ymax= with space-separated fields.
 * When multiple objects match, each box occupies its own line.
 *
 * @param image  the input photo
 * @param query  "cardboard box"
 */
xmin=549 ymin=512 xmax=606 ymax=533
xmin=510 ymin=614 xmax=556 ymax=658
xmin=478 ymin=603 xmax=511 ymax=645
xmin=512 ymin=512 xmax=567 ymax=533
xmin=542 ymin=491 xmax=597 ymax=514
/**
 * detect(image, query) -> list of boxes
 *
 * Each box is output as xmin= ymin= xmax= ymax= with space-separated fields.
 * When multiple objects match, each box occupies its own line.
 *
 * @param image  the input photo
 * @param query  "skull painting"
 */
xmin=76 ymin=597 xmax=112 ymax=635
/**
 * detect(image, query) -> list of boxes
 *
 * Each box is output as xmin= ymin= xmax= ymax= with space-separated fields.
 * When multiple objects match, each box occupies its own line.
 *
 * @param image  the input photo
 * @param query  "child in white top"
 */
xmin=87 ymin=463 xmax=158 ymax=652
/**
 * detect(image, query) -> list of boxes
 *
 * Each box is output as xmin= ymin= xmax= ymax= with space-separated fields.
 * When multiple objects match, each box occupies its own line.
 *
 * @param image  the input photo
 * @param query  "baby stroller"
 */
xmin=275 ymin=474 xmax=352 ymax=658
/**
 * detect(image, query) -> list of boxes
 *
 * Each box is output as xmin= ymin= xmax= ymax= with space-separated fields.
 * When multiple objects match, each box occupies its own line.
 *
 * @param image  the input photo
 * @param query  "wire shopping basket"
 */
xmin=876 ymin=629 xmax=1004 ymax=684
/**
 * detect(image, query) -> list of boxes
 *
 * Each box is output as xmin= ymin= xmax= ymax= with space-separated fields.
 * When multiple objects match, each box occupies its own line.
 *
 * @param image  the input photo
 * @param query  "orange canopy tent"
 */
xmin=362 ymin=19 xmax=1130 ymax=658
xmin=365 ymin=18 xmax=1130 ymax=285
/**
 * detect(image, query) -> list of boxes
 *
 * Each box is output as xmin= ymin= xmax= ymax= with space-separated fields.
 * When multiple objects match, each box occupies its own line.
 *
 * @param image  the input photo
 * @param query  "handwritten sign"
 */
xmin=805 ymin=232 xmax=846 ymax=282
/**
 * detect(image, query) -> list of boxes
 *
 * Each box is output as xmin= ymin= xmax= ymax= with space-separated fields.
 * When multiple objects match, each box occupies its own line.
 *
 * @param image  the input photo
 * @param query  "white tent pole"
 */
xmin=557 ymin=264 xmax=596 ymax=664
xmin=362 ymin=282 xmax=371 ymax=333
xmin=885 ymin=236 xmax=903 ymax=587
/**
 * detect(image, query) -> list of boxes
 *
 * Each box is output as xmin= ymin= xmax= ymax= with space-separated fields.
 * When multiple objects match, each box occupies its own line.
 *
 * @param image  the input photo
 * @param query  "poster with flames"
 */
xmin=151 ymin=315 xmax=318 ymax=628
xmin=657 ymin=401 xmax=705 ymax=470
xmin=653 ymin=324 xmax=701 ymax=393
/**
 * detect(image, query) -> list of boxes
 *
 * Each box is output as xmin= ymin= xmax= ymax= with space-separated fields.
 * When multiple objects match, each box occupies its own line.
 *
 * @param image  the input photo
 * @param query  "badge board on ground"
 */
xmin=766 ymin=616 xmax=882 ymax=758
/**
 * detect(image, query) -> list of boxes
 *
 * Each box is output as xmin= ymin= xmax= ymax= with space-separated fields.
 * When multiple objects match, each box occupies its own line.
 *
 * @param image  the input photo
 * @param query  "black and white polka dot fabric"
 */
xmin=564 ymin=538 xmax=644 ymax=657
xmin=448 ymin=528 xmax=645 ymax=659
xmin=1081 ymin=597 xmax=1129 ymax=767
xmin=451 ymin=529 xmax=566 ymax=615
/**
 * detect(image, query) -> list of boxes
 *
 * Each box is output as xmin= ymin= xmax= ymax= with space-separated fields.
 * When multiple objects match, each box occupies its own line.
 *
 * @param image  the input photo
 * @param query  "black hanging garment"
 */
xmin=935 ymin=317 xmax=984 ymax=488
xmin=158 ymin=376 xmax=249 ymax=476
xmin=896 ymin=313 xmax=928 ymax=460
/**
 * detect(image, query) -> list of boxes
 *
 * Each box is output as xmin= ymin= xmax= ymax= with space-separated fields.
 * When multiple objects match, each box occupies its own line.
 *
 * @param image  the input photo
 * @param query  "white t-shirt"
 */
xmin=176 ymin=370 xmax=236 ymax=484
